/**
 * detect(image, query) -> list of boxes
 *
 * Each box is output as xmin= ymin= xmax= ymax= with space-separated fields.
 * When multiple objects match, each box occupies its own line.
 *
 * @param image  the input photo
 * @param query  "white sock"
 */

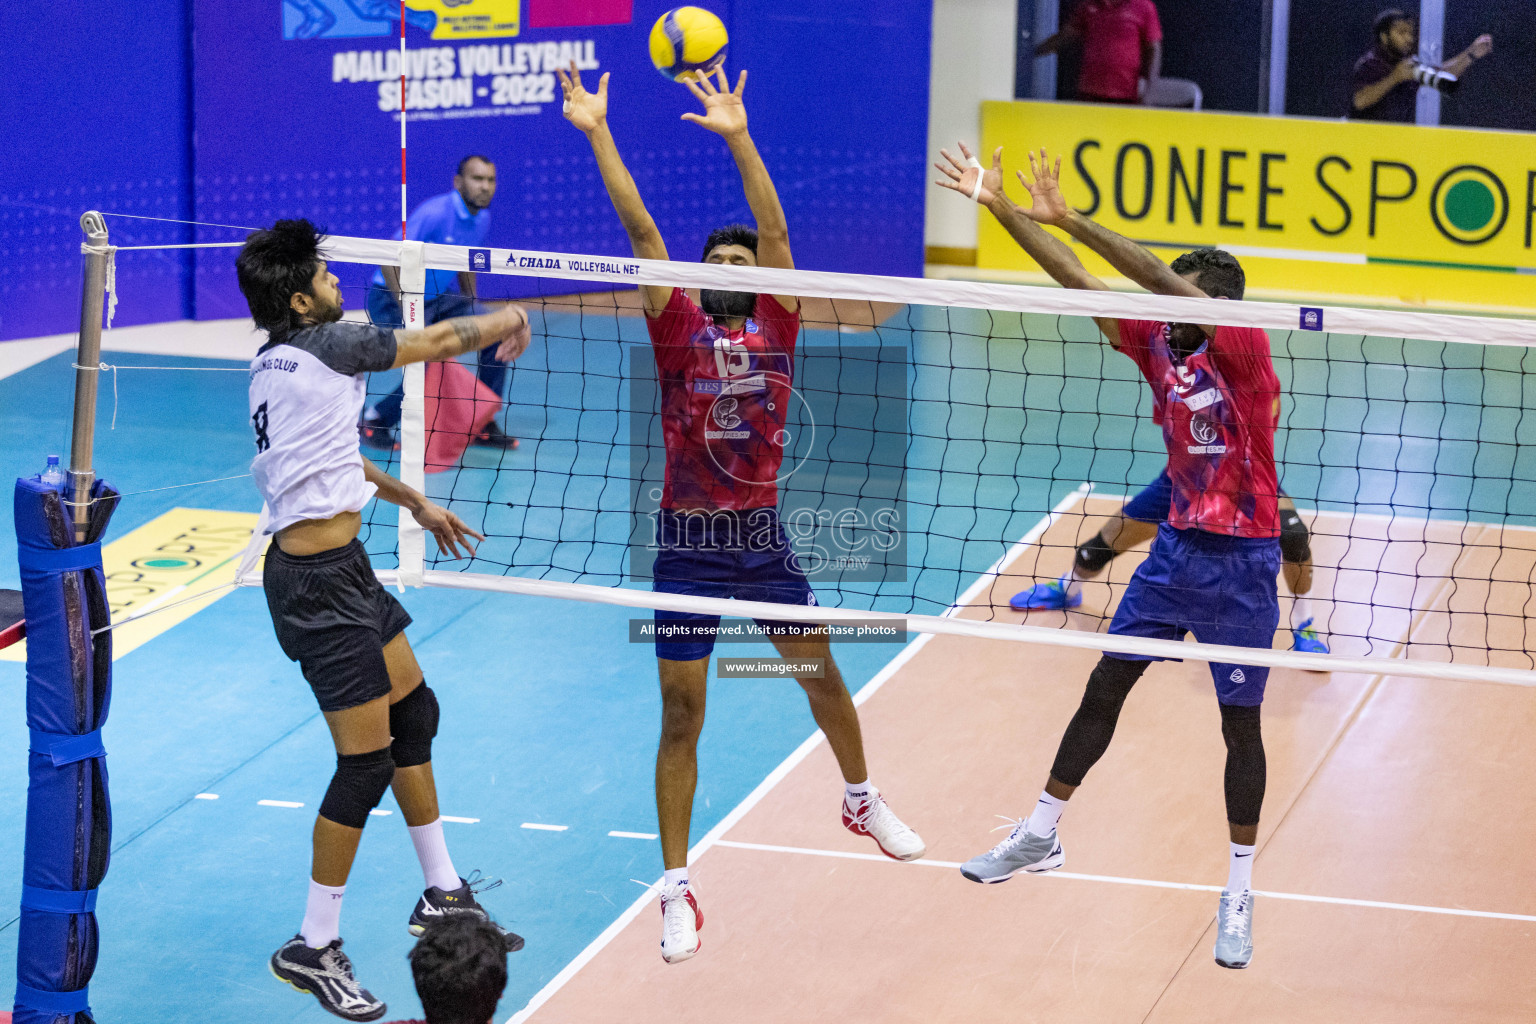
xmin=300 ymin=880 xmax=346 ymax=948
xmin=408 ymin=818 xmax=461 ymax=892
xmin=1227 ymin=842 xmax=1255 ymax=893
xmin=1062 ymin=570 xmax=1085 ymax=598
xmin=663 ymin=867 xmax=689 ymax=888
xmin=844 ymin=779 xmax=872 ymax=805
xmin=1025 ymin=791 xmax=1066 ymax=837
xmin=1291 ymin=596 xmax=1314 ymax=629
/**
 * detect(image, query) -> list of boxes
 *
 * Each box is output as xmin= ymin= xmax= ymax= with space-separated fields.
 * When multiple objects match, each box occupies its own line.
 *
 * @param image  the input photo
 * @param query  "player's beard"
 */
xmin=701 ymin=289 xmax=757 ymax=321
xmin=311 ymin=296 xmax=344 ymax=325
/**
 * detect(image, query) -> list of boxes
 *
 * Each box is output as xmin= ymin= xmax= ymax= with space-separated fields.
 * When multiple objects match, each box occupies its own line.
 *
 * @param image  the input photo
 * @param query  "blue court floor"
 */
xmin=0 ymin=297 xmax=1528 ymax=1022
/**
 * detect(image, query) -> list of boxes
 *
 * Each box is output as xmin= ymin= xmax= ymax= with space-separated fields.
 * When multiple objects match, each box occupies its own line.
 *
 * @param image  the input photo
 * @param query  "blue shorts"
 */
xmin=1122 ymin=470 xmax=1174 ymax=523
xmin=1107 ymin=523 xmax=1280 ymax=706
xmin=652 ymin=509 xmax=818 ymax=661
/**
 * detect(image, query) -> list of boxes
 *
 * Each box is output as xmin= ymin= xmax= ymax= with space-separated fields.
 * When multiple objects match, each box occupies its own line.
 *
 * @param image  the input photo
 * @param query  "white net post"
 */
xmin=396 ymin=240 xmax=427 ymax=587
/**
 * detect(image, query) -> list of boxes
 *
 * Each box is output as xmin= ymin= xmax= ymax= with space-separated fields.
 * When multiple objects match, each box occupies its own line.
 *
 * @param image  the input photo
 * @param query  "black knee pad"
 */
xmin=389 ymin=682 xmax=440 ymax=768
xmin=1278 ymin=506 xmax=1311 ymax=565
xmin=1082 ymin=655 xmax=1146 ymax=711
xmin=1074 ymin=531 xmax=1117 ymax=574
xmin=319 ymin=746 xmax=395 ymax=829
xmin=1219 ymin=703 xmax=1266 ymax=827
xmin=1050 ymin=656 xmax=1149 ymax=786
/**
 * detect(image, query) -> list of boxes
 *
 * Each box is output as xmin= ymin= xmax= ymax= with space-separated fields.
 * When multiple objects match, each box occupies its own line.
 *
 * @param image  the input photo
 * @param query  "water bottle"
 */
xmin=40 ymin=455 xmax=66 ymax=490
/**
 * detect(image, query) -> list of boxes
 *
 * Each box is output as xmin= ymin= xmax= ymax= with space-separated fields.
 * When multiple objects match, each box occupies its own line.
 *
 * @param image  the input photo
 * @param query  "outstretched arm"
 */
xmin=391 ymin=304 xmax=530 ymax=369
xmin=935 ymin=142 xmax=1120 ymax=347
xmin=681 ymin=68 xmax=797 ymax=312
xmin=558 ymin=64 xmax=673 ymax=316
xmin=1018 ymin=148 xmax=1204 ymax=300
xmin=1442 ymin=33 xmax=1492 ymax=76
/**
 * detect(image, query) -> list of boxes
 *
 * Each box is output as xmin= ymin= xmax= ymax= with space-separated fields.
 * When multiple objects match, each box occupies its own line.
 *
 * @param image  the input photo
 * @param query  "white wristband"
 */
xmin=967 ymin=157 xmax=984 ymax=202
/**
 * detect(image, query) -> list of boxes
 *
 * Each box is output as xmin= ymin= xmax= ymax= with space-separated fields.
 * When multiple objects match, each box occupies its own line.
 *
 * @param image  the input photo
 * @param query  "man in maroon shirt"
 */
xmin=1349 ymin=8 xmax=1492 ymax=122
xmin=1036 ymin=0 xmax=1162 ymax=104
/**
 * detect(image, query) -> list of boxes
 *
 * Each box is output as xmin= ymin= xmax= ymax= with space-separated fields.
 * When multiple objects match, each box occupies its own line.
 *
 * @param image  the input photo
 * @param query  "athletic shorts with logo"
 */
xmin=651 ymin=508 xmax=818 ymax=661
xmin=263 ymin=539 xmax=412 ymax=712
xmin=1107 ymin=522 xmax=1280 ymax=706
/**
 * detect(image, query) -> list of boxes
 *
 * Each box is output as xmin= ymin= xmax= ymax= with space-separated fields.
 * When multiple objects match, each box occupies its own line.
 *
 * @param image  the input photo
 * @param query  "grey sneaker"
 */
xmin=1214 ymin=889 xmax=1255 ymax=968
xmin=959 ymin=820 xmax=1065 ymax=883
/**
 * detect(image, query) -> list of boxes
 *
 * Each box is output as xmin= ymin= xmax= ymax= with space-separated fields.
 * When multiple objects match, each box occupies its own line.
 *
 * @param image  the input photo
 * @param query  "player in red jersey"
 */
xmin=559 ymin=63 xmax=926 ymax=964
xmin=938 ymin=144 xmax=1280 ymax=968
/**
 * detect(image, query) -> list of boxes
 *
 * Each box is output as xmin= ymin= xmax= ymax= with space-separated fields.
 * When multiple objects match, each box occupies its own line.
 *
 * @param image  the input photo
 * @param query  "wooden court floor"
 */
xmin=515 ymin=495 xmax=1536 ymax=1023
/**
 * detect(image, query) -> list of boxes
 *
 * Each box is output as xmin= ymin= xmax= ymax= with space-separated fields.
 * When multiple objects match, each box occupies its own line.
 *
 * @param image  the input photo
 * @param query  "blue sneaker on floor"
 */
xmin=1009 ymin=576 xmax=1082 ymax=611
xmin=1291 ymin=618 xmax=1329 ymax=654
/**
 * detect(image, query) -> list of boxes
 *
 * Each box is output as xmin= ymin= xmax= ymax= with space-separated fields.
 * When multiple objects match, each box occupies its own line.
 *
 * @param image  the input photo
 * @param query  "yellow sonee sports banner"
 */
xmin=0 ymin=508 xmax=259 ymax=664
xmin=979 ymin=101 xmax=1536 ymax=313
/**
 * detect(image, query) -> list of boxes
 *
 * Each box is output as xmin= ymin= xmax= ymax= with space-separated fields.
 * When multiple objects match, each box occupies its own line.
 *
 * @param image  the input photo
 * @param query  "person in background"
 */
xmin=1350 ymin=8 xmax=1492 ymax=121
xmin=361 ymin=155 xmax=520 ymax=451
xmin=382 ymin=917 xmax=510 ymax=1024
xmin=1035 ymin=0 xmax=1162 ymax=105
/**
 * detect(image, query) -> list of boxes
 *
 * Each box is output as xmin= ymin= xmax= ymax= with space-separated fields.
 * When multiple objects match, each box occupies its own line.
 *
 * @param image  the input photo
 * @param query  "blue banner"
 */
xmin=191 ymin=0 xmax=931 ymax=316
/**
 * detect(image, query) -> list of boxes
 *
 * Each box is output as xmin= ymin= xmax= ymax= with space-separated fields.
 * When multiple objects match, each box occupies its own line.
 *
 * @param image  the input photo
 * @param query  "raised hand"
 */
xmin=1470 ymin=33 xmax=1493 ymax=59
xmin=935 ymin=141 xmax=1005 ymax=206
xmin=412 ymin=500 xmax=485 ymax=560
xmin=557 ymin=62 xmax=608 ymax=133
xmin=1018 ymin=148 xmax=1071 ymax=225
xmin=680 ymin=67 xmax=748 ymax=139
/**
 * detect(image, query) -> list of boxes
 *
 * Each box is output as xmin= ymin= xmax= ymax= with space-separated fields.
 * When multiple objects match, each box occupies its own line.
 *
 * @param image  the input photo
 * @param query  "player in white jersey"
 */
xmin=237 ymin=220 xmax=531 ymax=1022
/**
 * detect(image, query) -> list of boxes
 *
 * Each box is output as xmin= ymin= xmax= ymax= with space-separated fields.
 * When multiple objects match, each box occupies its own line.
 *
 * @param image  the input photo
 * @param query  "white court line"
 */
xmin=521 ymin=822 xmax=569 ymax=832
xmin=369 ymin=809 xmax=392 ymax=817
xmin=712 ymin=839 xmax=1536 ymax=925
xmin=608 ymin=831 xmax=658 ymax=840
xmin=504 ymin=487 xmax=1092 ymax=1024
xmin=194 ymin=793 xmax=218 ymax=800
xmin=257 ymin=799 xmax=303 ymax=809
xmin=441 ymin=815 xmax=480 ymax=824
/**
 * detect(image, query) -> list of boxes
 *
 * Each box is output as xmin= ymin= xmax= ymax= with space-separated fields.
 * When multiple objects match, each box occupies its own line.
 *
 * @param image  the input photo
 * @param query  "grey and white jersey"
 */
xmin=248 ymin=321 xmax=398 ymax=534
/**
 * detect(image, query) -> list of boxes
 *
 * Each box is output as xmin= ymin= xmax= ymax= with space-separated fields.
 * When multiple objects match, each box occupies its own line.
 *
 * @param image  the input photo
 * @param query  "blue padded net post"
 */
xmin=12 ymin=477 xmax=119 ymax=1024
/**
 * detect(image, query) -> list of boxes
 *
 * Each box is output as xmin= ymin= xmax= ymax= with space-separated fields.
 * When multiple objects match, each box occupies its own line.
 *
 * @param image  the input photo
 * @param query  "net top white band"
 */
xmin=319 ymin=233 xmax=1536 ymax=349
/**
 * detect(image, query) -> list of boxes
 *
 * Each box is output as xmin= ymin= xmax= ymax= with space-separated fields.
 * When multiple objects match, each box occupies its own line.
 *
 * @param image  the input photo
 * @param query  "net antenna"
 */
xmin=399 ymin=0 xmax=407 ymax=242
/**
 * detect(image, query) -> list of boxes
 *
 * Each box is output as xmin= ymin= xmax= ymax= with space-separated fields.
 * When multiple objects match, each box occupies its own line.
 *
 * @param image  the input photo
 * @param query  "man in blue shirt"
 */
xmin=361 ymin=154 xmax=519 ymax=449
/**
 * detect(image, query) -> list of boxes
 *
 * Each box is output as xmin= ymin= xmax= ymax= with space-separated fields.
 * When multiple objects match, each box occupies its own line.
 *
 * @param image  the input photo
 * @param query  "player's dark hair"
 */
xmin=1170 ymin=247 xmax=1246 ymax=300
xmin=1374 ymin=8 xmax=1412 ymax=44
xmin=457 ymin=154 xmax=495 ymax=176
xmin=701 ymin=223 xmax=758 ymax=262
xmin=235 ymin=219 xmax=327 ymax=332
xmin=409 ymin=916 xmax=508 ymax=1024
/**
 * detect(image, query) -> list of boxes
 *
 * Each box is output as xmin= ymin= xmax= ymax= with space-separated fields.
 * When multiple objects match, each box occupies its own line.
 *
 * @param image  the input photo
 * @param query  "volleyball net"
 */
xmin=85 ymin=228 xmax=1536 ymax=686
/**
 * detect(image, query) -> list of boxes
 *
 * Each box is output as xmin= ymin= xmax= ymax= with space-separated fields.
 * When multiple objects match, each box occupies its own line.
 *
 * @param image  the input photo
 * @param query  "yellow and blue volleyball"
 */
xmin=649 ymin=7 xmax=728 ymax=82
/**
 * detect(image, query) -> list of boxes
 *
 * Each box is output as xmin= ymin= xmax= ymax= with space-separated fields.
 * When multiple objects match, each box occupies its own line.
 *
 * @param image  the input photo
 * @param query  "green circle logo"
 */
xmin=141 ymin=557 xmax=191 ymax=569
xmin=1443 ymin=179 xmax=1495 ymax=232
xmin=1431 ymin=165 xmax=1508 ymax=245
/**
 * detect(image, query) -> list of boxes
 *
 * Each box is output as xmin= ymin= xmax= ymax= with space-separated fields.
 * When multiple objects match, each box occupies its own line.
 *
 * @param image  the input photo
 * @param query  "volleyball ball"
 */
xmin=649 ymin=7 xmax=729 ymax=82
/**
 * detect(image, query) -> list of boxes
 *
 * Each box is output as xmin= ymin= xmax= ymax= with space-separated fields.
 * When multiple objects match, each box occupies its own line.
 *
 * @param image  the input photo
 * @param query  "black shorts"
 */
xmin=263 ymin=539 xmax=412 ymax=712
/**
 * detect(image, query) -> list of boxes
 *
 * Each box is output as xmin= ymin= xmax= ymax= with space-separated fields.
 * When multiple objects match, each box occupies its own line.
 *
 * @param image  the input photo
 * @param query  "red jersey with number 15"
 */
xmin=1118 ymin=320 xmax=1280 ymax=538
xmin=646 ymin=288 xmax=799 ymax=510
